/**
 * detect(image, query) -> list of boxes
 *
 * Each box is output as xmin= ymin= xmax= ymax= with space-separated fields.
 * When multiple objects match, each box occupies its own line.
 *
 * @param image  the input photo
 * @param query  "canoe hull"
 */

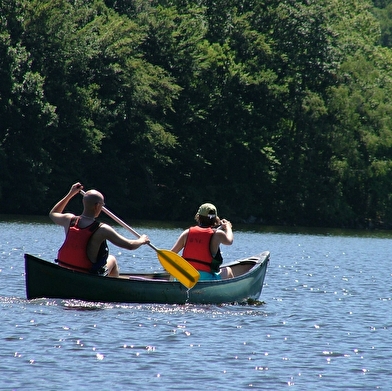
xmin=25 ymin=252 xmax=269 ymax=304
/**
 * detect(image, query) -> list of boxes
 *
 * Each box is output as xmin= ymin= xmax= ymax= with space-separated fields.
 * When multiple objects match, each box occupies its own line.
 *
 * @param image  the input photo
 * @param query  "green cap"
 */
xmin=197 ymin=203 xmax=217 ymax=217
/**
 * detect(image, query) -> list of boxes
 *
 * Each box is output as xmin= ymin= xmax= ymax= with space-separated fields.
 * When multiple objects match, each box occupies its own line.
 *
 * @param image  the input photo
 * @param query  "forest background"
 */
xmin=2 ymin=0 xmax=392 ymax=229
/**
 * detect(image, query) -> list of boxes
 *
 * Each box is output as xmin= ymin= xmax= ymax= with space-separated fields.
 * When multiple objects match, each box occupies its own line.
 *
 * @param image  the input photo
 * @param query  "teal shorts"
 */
xmin=198 ymin=271 xmax=222 ymax=281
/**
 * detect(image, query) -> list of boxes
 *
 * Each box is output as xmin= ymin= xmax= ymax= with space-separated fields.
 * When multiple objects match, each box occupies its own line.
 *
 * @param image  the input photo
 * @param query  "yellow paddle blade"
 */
xmin=156 ymin=249 xmax=200 ymax=289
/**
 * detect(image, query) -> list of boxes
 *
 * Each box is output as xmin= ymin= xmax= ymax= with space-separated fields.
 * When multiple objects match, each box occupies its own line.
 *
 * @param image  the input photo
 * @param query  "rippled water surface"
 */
xmin=1 ymin=216 xmax=392 ymax=390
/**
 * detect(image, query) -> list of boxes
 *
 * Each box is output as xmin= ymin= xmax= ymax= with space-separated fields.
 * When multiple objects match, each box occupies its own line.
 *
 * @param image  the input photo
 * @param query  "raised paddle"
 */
xmin=80 ymin=190 xmax=200 ymax=288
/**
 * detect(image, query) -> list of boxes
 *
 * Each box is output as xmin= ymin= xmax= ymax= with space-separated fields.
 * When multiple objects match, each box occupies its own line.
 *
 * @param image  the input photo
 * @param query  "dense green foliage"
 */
xmin=1 ymin=0 xmax=392 ymax=228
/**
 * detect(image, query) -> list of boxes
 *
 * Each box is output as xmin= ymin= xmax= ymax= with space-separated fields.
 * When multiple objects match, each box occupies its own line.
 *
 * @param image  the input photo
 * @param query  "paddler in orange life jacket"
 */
xmin=49 ymin=182 xmax=150 ymax=277
xmin=171 ymin=203 xmax=234 ymax=280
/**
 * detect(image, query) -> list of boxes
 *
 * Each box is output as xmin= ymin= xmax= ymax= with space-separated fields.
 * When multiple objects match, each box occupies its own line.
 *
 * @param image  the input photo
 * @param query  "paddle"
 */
xmin=80 ymin=190 xmax=200 ymax=288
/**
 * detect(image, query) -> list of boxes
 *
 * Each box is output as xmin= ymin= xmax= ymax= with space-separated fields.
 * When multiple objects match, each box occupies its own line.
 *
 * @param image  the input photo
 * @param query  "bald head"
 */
xmin=83 ymin=190 xmax=105 ymax=213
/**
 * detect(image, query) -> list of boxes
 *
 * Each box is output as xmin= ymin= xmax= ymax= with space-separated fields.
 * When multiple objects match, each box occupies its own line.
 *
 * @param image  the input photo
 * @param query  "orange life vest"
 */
xmin=182 ymin=226 xmax=214 ymax=272
xmin=57 ymin=217 xmax=101 ymax=273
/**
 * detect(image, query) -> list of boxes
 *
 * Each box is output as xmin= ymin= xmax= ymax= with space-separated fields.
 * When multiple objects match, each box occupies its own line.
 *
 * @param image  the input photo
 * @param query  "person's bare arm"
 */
xmin=210 ymin=219 xmax=233 ymax=255
xmin=49 ymin=182 xmax=83 ymax=231
xmin=87 ymin=224 xmax=149 ymax=260
xmin=217 ymin=219 xmax=233 ymax=245
xmin=171 ymin=229 xmax=189 ymax=253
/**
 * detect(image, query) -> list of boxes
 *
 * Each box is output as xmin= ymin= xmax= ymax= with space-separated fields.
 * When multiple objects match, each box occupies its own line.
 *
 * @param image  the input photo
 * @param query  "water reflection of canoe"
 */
xmin=24 ymin=251 xmax=270 ymax=304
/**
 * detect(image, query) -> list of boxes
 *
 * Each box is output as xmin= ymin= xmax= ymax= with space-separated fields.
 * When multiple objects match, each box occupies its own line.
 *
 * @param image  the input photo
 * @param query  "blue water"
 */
xmin=1 ymin=216 xmax=392 ymax=390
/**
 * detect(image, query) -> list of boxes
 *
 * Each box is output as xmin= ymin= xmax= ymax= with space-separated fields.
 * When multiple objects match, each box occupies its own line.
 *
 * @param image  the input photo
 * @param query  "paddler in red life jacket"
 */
xmin=171 ymin=203 xmax=234 ymax=280
xmin=49 ymin=182 xmax=150 ymax=277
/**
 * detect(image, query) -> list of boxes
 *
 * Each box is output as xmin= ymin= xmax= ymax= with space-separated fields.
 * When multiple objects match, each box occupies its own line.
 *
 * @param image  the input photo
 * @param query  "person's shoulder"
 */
xmin=179 ymin=228 xmax=190 ymax=237
xmin=97 ymin=222 xmax=113 ymax=231
xmin=50 ymin=211 xmax=75 ymax=219
xmin=94 ymin=222 xmax=117 ymax=239
xmin=214 ymin=229 xmax=228 ymax=238
xmin=50 ymin=212 xmax=75 ymax=225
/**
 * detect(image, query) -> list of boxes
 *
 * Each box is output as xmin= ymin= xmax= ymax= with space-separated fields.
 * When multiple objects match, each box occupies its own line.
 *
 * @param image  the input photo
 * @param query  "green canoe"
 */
xmin=24 ymin=251 xmax=269 ymax=304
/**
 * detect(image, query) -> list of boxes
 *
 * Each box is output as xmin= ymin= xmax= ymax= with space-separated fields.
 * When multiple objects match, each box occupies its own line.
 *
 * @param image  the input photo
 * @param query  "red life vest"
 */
xmin=57 ymin=217 xmax=101 ymax=273
xmin=182 ymin=226 xmax=214 ymax=272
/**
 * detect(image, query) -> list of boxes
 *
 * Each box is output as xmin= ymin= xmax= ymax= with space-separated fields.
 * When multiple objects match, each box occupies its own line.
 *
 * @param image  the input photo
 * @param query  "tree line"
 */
xmin=2 ymin=0 xmax=392 ymax=228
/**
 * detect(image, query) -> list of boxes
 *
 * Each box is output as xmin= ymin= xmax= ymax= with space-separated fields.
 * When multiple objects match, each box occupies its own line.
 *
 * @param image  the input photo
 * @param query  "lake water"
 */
xmin=1 ymin=215 xmax=392 ymax=390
